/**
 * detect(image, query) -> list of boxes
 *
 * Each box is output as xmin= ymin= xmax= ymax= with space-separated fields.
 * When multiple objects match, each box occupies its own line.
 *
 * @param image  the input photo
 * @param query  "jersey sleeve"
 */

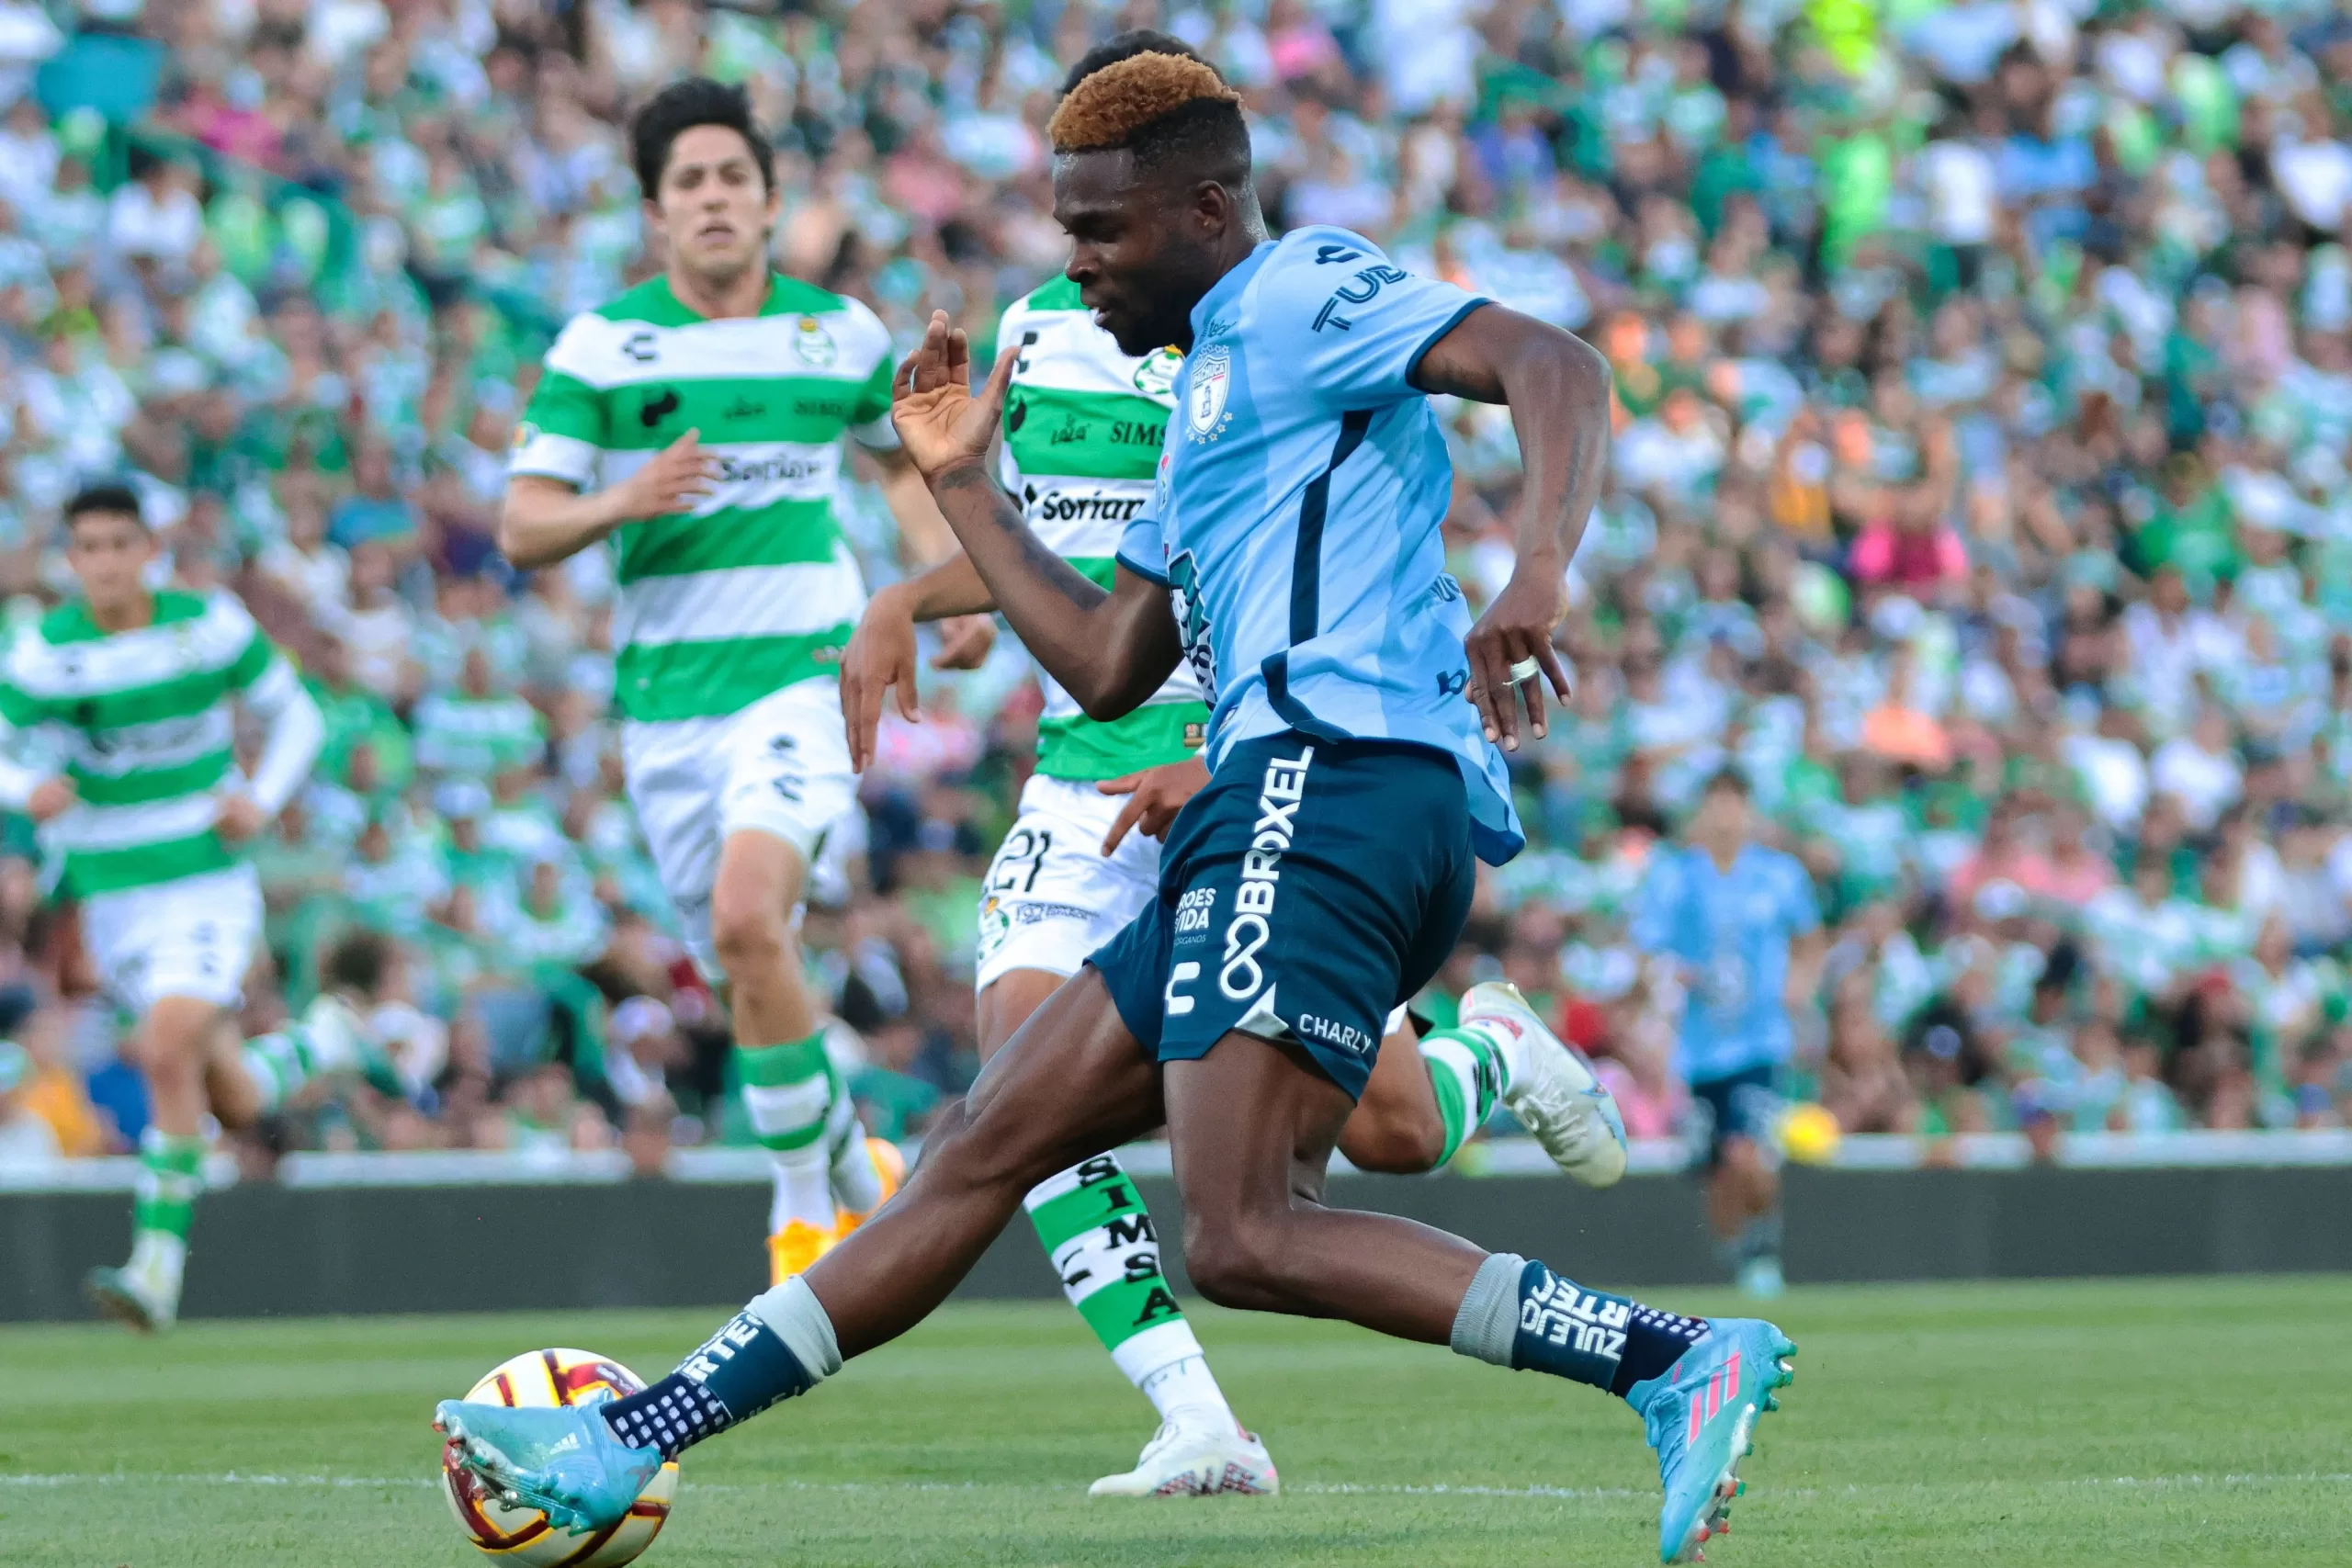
xmin=1258 ymin=229 xmax=1491 ymax=409
xmin=1115 ymin=511 xmax=1168 ymax=586
xmin=1781 ymin=854 xmax=1822 ymax=936
xmin=843 ymin=299 xmax=902 ymax=452
xmin=513 ymin=315 xmax=609 ymax=488
xmin=1628 ymin=852 xmax=1681 ymax=957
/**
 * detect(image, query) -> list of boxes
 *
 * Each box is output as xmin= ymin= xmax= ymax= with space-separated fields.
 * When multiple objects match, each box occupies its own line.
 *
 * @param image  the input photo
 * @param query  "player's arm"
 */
xmin=499 ymin=336 xmax=716 ymax=571
xmin=500 ymin=435 xmax=715 ymax=571
xmin=839 ymin=553 xmax=1000 ymax=772
xmin=218 ymin=625 xmax=324 ymax=841
xmin=1408 ymin=303 xmax=1611 ymax=750
xmin=0 ymin=698 xmax=73 ymax=821
xmin=888 ymin=310 xmax=1181 ymax=722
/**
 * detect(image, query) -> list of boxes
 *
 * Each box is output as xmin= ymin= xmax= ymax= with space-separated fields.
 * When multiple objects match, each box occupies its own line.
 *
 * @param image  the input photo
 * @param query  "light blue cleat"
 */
xmin=1626 ymin=1318 xmax=1796 ymax=1563
xmin=434 ymin=1396 xmax=662 ymax=1534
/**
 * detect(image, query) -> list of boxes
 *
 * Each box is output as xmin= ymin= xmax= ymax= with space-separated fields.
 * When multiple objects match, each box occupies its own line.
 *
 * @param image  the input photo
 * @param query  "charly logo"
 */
xmin=793 ymin=315 xmax=836 ymax=367
xmin=621 ymin=330 xmax=658 ymax=363
xmin=1185 ymin=345 xmax=1232 ymax=442
xmin=1133 ymin=345 xmax=1183 ymax=400
xmin=1218 ymin=746 xmax=1313 ymax=1000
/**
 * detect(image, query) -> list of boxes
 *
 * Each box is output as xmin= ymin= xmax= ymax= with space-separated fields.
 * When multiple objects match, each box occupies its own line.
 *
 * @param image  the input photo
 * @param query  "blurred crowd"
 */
xmin=6 ymin=0 xmax=2352 ymax=1175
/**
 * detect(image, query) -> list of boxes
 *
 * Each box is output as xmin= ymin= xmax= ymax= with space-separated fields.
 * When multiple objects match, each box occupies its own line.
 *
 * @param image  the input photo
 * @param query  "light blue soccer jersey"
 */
xmin=1630 ymin=842 xmax=1821 ymax=1082
xmin=1114 ymin=226 xmax=1524 ymax=864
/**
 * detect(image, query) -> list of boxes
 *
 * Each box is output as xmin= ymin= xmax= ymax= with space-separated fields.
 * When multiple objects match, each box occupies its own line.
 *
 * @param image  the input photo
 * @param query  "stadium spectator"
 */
xmin=0 ymin=0 xmax=2348 ymax=1182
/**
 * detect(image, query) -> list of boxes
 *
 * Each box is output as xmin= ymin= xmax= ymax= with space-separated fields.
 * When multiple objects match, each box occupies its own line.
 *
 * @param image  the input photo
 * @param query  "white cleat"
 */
xmin=1087 ymin=1417 xmax=1279 ymax=1497
xmin=1461 ymin=980 xmax=1629 ymax=1187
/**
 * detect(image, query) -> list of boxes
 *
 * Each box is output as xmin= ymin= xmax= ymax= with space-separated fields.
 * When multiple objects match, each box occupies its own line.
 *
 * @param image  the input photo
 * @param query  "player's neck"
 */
xmin=1700 ymin=838 xmax=1744 ymax=874
xmin=86 ymin=590 xmax=156 ymax=634
xmin=669 ymin=262 xmax=773 ymax=321
xmin=1172 ymin=211 xmax=1272 ymax=353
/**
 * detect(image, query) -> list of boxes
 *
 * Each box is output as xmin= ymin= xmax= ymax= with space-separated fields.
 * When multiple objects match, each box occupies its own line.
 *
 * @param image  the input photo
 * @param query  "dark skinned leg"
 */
xmin=1335 ymin=1017 xmax=1447 ymax=1174
xmin=1166 ymin=1030 xmax=1487 ymax=1345
xmin=802 ymin=971 xmax=1162 ymax=1359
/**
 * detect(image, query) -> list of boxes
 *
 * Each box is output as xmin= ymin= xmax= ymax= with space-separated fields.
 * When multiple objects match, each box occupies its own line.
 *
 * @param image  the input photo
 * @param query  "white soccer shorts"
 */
xmin=623 ymin=678 xmax=861 ymax=977
xmin=81 ymin=863 xmax=263 ymax=1016
xmin=975 ymin=773 xmax=1163 ymax=993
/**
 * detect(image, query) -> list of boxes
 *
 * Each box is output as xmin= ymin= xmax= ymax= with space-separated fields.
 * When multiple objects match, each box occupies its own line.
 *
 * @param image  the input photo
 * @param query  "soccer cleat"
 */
xmin=1086 ymin=1417 xmax=1280 ymax=1497
xmin=83 ymin=1264 xmax=175 ymax=1333
xmin=1461 ymin=980 xmax=1629 ymax=1186
xmin=434 ymin=1396 xmax=662 ymax=1535
xmin=767 ymin=1219 xmax=836 ymax=1285
xmin=1626 ymin=1318 xmax=1797 ymax=1563
xmin=831 ymin=1136 xmax=907 ymax=1241
xmin=300 ymin=994 xmax=371 ymax=1075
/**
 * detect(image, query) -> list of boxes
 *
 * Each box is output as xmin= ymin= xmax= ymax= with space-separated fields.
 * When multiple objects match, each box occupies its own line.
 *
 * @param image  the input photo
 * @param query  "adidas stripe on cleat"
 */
xmin=1626 ymin=1318 xmax=1797 ymax=1563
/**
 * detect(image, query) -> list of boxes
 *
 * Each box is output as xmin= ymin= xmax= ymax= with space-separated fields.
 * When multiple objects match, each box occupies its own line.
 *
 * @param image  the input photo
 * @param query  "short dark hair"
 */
xmin=1048 ymin=49 xmax=1251 ymax=188
xmin=1702 ymin=765 xmax=1752 ymax=800
xmin=63 ymin=483 xmax=145 ymax=530
xmin=630 ymin=77 xmax=773 ymax=198
xmin=322 ymin=929 xmax=391 ymax=998
xmin=1059 ymin=29 xmax=1212 ymax=96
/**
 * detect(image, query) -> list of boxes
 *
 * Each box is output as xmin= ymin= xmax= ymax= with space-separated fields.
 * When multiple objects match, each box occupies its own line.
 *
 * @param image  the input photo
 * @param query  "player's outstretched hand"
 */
xmin=931 ymin=615 xmax=996 ymax=671
xmin=26 ymin=775 xmax=75 ymax=822
xmin=891 ymin=310 xmax=1016 ymax=483
xmin=839 ymin=584 xmax=921 ymax=773
xmin=614 ymin=427 xmax=718 ymax=521
xmin=1463 ymin=569 xmax=1571 ymax=752
xmin=1097 ymin=756 xmax=1210 ymax=853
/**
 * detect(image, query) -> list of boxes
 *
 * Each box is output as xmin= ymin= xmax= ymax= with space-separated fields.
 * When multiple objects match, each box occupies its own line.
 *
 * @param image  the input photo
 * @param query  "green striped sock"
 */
xmin=241 ymin=1031 xmax=315 ymax=1114
xmin=739 ymin=1035 xmax=841 ymax=1232
xmin=133 ymin=1131 xmax=206 ymax=1240
xmin=1419 ymin=1027 xmax=1504 ymax=1168
xmin=1025 ymin=1154 xmax=1227 ymax=1417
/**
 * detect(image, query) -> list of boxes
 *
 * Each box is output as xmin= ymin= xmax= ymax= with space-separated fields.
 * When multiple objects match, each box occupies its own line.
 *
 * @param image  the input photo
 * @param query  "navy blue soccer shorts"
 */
xmin=1087 ymin=729 xmax=1476 ymax=1100
xmin=1686 ymin=1062 xmax=1786 ymax=1172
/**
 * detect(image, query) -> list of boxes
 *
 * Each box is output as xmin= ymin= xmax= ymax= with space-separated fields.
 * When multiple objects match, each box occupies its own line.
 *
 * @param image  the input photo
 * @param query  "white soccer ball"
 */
xmin=440 ymin=1348 xmax=680 ymax=1567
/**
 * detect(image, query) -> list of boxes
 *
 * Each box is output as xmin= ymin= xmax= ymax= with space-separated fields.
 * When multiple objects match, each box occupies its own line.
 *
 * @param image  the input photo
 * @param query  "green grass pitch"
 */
xmin=3 ymin=1275 xmax=2344 ymax=1566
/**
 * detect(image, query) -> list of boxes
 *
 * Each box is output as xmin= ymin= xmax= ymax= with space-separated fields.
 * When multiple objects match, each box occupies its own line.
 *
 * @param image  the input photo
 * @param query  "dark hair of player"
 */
xmin=322 ymin=929 xmax=392 ymax=999
xmin=1702 ymin=765 xmax=1752 ymax=800
xmin=1046 ymin=49 xmax=1250 ymax=190
xmin=1058 ymin=28 xmax=1214 ymax=96
xmin=63 ymin=483 xmax=146 ymax=530
xmin=630 ymin=77 xmax=774 ymax=198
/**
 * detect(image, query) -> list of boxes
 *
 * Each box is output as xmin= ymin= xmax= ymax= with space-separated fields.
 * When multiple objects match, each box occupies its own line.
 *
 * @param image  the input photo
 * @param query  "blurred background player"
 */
xmin=500 ymin=79 xmax=958 ymax=1284
xmin=0 ymin=483 xmax=326 ymax=1329
xmin=1632 ymin=767 xmax=1826 ymax=1298
xmin=837 ymin=28 xmax=1630 ymax=1501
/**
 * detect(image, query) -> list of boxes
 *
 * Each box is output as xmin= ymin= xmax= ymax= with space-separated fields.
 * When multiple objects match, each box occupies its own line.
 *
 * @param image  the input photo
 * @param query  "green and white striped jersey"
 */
xmin=0 ymin=591 xmax=296 ymax=897
xmin=996 ymin=278 xmax=1205 ymax=780
xmin=411 ymin=691 xmax=544 ymax=779
xmin=513 ymin=274 xmax=898 ymax=724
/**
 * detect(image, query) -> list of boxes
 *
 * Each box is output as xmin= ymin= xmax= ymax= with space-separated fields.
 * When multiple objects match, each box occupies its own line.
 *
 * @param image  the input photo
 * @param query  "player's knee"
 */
xmin=1179 ymin=1210 xmax=1289 ymax=1310
xmin=1340 ymin=1110 xmax=1446 ymax=1175
xmin=708 ymin=893 xmax=790 ymax=981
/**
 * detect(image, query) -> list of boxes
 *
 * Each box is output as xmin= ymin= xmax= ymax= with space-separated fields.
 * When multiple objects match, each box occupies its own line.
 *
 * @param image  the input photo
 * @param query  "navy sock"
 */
xmin=1508 ymin=1261 xmax=1709 ymax=1398
xmin=602 ymin=1310 xmax=816 ymax=1460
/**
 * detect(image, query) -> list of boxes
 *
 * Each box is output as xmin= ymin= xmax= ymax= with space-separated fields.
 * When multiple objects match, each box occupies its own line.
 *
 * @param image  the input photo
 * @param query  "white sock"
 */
xmin=126 ymin=1230 xmax=187 ymax=1303
xmin=1457 ymin=1017 xmax=1528 ymax=1095
xmin=1136 ymin=1350 xmax=1235 ymax=1427
xmin=825 ymin=1094 xmax=885 ymax=1214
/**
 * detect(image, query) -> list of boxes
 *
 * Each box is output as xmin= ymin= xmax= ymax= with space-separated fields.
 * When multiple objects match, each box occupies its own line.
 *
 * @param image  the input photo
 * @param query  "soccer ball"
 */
xmin=440 ymin=1348 xmax=679 ymax=1567
xmin=1777 ymin=1102 xmax=1843 ymax=1166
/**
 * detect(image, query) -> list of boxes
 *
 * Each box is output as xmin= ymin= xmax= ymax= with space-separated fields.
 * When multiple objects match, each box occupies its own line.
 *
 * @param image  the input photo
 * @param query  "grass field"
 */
xmin=2 ymin=1275 xmax=2344 ymax=1567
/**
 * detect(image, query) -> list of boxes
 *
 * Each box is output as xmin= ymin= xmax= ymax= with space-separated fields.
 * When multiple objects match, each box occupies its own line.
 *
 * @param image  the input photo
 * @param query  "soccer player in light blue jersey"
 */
xmin=1633 ymin=769 xmax=1827 ymax=1299
xmin=439 ymin=50 xmax=1797 ymax=1562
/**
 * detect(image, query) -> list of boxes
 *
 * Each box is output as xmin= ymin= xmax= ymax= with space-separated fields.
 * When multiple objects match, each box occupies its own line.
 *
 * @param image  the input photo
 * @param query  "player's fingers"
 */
xmin=945 ymin=323 xmax=970 ymax=386
xmin=979 ymin=344 xmax=1018 ymax=413
xmin=1464 ymin=628 xmax=1516 ymax=749
xmin=1101 ymin=790 xmax=1150 ymax=855
xmin=893 ymin=656 xmax=921 ymax=722
xmin=843 ymin=667 xmax=878 ymax=773
xmin=1514 ymin=635 xmax=1549 ymax=740
xmin=1093 ymin=770 xmax=1145 ymax=798
xmin=893 ymin=347 xmax=920 ymax=400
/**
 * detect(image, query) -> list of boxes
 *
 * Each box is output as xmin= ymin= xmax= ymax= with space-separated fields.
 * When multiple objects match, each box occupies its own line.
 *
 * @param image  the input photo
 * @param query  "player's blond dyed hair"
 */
xmin=1047 ymin=52 xmax=1243 ymax=153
